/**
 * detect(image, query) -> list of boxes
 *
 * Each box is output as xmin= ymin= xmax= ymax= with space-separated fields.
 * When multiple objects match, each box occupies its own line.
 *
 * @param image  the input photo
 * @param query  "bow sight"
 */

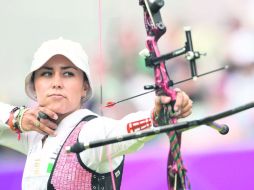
xmin=143 ymin=26 xmax=200 ymax=78
xmin=140 ymin=0 xmax=225 ymax=91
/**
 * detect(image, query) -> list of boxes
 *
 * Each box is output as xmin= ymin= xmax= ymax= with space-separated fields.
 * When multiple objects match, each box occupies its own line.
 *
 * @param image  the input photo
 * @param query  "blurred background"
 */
xmin=0 ymin=0 xmax=254 ymax=189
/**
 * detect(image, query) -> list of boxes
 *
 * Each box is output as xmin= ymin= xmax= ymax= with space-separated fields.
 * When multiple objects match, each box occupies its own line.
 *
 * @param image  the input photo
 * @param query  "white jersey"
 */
xmin=0 ymin=102 xmax=154 ymax=190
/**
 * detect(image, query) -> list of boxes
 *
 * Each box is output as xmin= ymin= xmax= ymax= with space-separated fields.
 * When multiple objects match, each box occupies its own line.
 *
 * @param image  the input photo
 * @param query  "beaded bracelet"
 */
xmin=7 ymin=107 xmax=21 ymax=139
xmin=7 ymin=107 xmax=19 ymax=130
xmin=7 ymin=106 xmax=27 ymax=140
xmin=15 ymin=106 xmax=28 ymax=132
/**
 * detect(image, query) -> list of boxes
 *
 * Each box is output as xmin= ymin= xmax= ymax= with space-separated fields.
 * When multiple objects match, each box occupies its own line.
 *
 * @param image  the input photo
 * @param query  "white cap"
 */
xmin=25 ymin=37 xmax=93 ymax=102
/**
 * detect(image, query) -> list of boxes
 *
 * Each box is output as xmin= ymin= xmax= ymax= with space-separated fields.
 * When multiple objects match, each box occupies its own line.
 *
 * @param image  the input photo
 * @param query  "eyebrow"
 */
xmin=40 ymin=66 xmax=78 ymax=70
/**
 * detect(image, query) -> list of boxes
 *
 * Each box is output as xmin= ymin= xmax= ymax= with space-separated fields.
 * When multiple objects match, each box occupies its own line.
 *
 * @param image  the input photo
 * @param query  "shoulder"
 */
xmin=75 ymin=108 xmax=98 ymax=118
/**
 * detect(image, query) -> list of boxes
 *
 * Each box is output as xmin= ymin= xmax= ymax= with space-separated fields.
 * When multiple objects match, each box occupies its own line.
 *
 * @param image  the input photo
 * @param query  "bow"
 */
xmin=139 ymin=1 xmax=193 ymax=189
xmin=101 ymin=0 xmax=238 ymax=189
xmin=66 ymin=0 xmax=254 ymax=189
xmin=136 ymin=1 xmax=232 ymax=188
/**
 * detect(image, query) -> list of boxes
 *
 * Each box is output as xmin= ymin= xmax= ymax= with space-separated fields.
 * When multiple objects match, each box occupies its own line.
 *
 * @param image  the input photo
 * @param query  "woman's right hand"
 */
xmin=21 ymin=107 xmax=58 ymax=136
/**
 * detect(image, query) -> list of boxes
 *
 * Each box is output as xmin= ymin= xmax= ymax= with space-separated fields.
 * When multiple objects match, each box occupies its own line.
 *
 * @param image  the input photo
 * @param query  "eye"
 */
xmin=41 ymin=71 xmax=52 ymax=77
xmin=63 ymin=71 xmax=74 ymax=77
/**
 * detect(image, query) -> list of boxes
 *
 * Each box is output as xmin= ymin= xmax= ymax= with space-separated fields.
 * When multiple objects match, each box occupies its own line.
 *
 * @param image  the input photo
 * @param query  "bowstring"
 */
xmin=98 ymin=1 xmax=117 ymax=189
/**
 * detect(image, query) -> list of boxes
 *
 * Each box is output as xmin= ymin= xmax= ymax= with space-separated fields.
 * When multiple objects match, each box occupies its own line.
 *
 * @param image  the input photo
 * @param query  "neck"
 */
xmin=55 ymin=107 xmax=82 ymax=124
xmin=55 ymin=112 xmax=71 ymax=124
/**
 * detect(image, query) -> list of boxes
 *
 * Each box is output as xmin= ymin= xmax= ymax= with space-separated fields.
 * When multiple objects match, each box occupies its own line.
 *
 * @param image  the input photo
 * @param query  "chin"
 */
xmin=48 ymin=105 xmax=75 ymax=115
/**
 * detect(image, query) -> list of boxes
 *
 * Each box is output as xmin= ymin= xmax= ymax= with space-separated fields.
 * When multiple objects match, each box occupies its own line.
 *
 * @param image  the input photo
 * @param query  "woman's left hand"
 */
xmin=154 ymin=88 xmax=193 ymax=119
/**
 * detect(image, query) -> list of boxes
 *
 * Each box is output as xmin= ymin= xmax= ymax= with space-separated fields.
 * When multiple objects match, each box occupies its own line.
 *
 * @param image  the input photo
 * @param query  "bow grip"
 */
xmin=170 ymin=100 xmax=176 ymax=114
xmin=157 ymin=88 xmax=177 ymax=117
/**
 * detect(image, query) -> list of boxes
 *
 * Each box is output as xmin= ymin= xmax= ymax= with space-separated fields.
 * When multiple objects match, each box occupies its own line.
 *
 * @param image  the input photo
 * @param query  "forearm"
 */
xmin=79 ymin=110 xmax=155 ymax=165
xmin=0 ymin=102 xmax=15 ymax=123
xmin=0 ymin=102 xmax=28 ymax=154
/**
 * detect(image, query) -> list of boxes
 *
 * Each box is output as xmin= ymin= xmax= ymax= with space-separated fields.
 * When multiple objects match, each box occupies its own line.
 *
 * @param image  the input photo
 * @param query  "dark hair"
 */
xmin=31 ymin=72 xmax=35 ymax=83
xmin=83 ymin=72 xmax=89 ymax=82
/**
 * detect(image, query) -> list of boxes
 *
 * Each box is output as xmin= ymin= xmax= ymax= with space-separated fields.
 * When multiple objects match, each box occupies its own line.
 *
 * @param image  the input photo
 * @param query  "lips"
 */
xmin=48 ymin=93 xmax=66 ymax=99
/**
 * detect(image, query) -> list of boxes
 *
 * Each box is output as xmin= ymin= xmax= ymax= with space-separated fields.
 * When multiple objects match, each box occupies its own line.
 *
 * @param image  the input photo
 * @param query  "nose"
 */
xmin=52 ymin=73 xmax=63 ymax=89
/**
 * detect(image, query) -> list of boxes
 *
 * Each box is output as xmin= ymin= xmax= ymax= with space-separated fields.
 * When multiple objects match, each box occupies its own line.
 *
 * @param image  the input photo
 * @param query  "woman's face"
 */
xmin=34 ymin=55 xmax=88 ymax=115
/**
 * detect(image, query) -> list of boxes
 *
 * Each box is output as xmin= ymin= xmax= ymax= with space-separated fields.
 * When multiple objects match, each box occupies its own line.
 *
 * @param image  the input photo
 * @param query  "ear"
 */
xmin=81 ymin=81 xmax=89 ymax=98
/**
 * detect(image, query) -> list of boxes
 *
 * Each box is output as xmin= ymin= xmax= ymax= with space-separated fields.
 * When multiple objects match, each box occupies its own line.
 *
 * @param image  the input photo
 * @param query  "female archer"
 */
xmin=0 ymin=37 xmax=192 ymax=190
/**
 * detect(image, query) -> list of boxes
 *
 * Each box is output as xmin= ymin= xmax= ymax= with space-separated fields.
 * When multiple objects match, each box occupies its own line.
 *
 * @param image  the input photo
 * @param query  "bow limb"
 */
xmin=140 ymin=1 xmax=189 ymax=189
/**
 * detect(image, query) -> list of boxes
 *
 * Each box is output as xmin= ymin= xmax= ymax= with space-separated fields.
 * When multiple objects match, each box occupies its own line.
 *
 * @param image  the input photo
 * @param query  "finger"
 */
xmin=22 ymin=110 xmax=41 ymax=132
xmin=29 ymin=119 xmax=48 ymax=135
xmin=181 ymin=91 xmax=190 ymax=109
xmin=37 ymin=111 xmax=49 ymax=120
xmin=178 ymin=109 xmax=192 ymax=118
xmin=34 ymin=119 xmax=56 ymax=136
xmin=39 ymin=118 xmax=57 ymax=130
xmin=174 ymin=91 xmax=184 ymax=112
xmin=177 ymin=100 xmax=193 ymax=118
xmin=155 ymin=96 xmax=171 ymax=105
xmin=38 ymin=107 xmax=58 ymax=120
xmin=154 ymin=96 xmax=172 ymax=114
xmin=154 ymin=96 xmax=162 ymax=114
xmin=160 ymin=96 xmax=171 ymax=104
